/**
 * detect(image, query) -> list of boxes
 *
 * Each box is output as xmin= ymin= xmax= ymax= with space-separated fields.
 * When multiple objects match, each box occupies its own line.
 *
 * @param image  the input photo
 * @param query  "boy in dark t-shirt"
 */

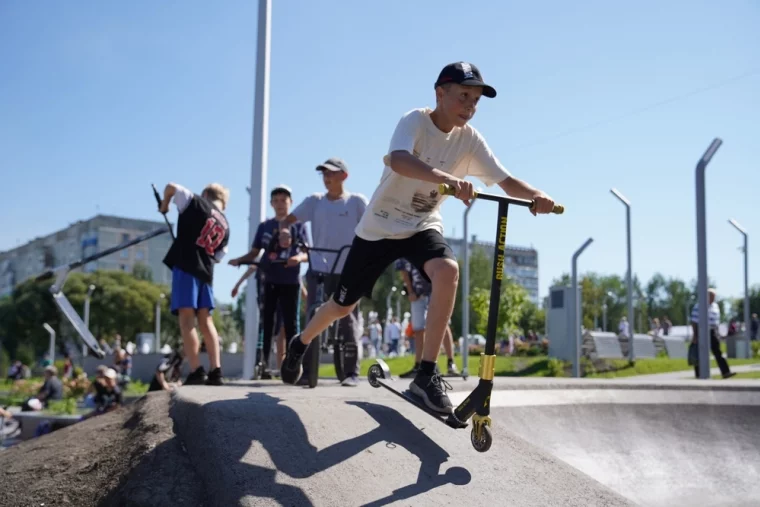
xmin=230 ymin=185 xmax=308 ymax=379
xmin=160 ymin=181 xmax=230 ymax=386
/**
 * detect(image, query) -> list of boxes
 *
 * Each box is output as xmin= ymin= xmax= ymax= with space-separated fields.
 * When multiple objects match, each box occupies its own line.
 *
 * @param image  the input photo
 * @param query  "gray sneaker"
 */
xmin=341 ymin=374 xmax=359 ymax=387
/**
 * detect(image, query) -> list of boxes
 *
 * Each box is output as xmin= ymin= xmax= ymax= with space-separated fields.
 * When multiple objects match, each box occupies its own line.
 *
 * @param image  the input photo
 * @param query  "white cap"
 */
xmin=104 ymin=368 xmax=117 ymax=380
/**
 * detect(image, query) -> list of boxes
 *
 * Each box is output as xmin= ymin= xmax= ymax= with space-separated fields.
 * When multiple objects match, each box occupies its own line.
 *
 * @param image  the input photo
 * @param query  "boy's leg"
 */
xmin=275 ymin=306 xmax=285 ymax=370
xmin=442 ymin=325 xmax=459 ymax=374
xmin=197 ymin=281 xmax=223 ymax=385
xmin=420 ymin=258 xmax=458 ymax=365
xmin=171 ymin=267 xmax=206 ymax=385
xmin=405 ymin=230 xmax=459 ymax=414
xmin=402 ymin=295 xmax=427 ymax=377
xmin=329 ymin=273 xmax=360 ymax=386
xmin=261 ymin=283 xmax=279 ymax=375
xmin=276 ymin=327 xmax=287 ymax=370
xmin=277 ymin=283 xmax=300 ymax=366
xmin=281 ymin=236 xmax=400 ymax=385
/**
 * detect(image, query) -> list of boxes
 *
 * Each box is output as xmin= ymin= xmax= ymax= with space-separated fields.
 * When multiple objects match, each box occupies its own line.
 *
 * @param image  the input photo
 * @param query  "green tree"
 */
xmin=0 ymin=270 xmax=175 ymax=358
xmin=132 ymin=262 xmax=154 ymax=282
xmin=730 ymin=284 xmax=760 ymax=321
xmin=470 ymin=279 xmax=529 ymax=338
xmin=451 ymin=244 xmax=493 ymax=338
xmin=518 ymin=301 xmax=545 ymax=335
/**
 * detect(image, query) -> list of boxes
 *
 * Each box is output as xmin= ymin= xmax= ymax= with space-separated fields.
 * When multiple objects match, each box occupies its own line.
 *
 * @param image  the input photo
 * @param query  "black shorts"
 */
xmin=332 ymin=229 xmax=456 ymax=307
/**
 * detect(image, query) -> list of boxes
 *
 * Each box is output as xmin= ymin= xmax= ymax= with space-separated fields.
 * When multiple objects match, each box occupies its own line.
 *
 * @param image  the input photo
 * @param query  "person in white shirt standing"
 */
xmin=279 ymin=158 xmax=368 ymax=386
xmin=690 ymin=288 xmax=735 ymax=379
xmin=280 ymin=62 xmax=557 ymax=414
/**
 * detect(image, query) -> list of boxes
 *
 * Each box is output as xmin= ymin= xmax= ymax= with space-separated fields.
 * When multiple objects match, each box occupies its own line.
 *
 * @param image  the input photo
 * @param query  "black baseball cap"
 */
xmin=316 ymin=157 xmax=348 ymax=173
xmin=271 ymin=184 xmax=292 ymax=198
xmin=434 ymin=62 xmax=496 ymax=98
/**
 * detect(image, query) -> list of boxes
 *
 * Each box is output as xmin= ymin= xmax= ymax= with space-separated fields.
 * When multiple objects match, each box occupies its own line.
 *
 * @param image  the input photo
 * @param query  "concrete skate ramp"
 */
xmin=170 ymin=382 xmax=634 ymax=507
xmin=496 ymin=391 xmax=760 ymax=507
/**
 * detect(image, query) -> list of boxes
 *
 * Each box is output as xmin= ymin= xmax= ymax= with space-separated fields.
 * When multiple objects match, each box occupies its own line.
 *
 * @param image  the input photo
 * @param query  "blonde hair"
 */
xmin=203 ymin=183 xmax=230 ymax=210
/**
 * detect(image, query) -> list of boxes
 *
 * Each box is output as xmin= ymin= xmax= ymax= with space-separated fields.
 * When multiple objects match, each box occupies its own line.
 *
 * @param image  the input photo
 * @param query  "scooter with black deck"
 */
xmin=368 ymin=183 xmax=564 ymax=453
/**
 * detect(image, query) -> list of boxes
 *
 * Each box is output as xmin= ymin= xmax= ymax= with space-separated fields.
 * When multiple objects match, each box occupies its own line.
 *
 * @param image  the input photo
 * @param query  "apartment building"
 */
xmin=0 ymin=215 xmax=173 ymax=297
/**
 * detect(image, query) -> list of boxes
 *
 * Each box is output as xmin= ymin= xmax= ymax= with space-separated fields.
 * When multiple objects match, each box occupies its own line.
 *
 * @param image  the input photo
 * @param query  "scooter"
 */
xmin=368 ymin=183 xmax=563 ymax=453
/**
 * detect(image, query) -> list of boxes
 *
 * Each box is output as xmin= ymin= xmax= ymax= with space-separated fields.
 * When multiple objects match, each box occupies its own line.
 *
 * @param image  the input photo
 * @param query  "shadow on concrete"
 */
xmin=186 ymin=392 xmax=471 ymax=506
xmin=346 ymin=400 xmax=471 ymax=507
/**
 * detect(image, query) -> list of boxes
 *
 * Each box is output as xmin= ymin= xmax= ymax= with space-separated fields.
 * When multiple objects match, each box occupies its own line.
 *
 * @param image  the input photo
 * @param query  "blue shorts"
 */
xmin=171 ymin=267 xmax=215 ymax=315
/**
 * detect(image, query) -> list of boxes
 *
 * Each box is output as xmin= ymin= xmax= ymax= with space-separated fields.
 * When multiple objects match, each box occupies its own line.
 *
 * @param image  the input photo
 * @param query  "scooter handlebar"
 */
xmin=438 ymin=183 xmax=564 ymax=214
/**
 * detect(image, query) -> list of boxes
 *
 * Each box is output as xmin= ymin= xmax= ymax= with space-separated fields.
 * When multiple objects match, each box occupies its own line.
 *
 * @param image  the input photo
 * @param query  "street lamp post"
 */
xmin=572 ymin=238 xmax=594 ymax=378
xmin=610 ymin=188 xmax=634 ymax=362
xmin=155 ymin=293 xmax=165 ymax=353
xmin=243 ymin=0 xmax=272 ymax=380
xmin=729 ymin=218 xmax=750 ymax=350
xmin=83 ymin=284 xmax=96 ymax=358
xmin=43 ymin=323 xmax=55 ymax=365
xmin=695 ymin=138 xmax=723 ymax=378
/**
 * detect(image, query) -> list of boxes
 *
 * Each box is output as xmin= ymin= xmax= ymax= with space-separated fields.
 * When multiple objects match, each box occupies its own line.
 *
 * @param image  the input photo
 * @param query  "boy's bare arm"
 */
xmin=229 ymin=248 xmax=261 ymax=266
xmin=159 ymin=183 xmax=178 ymax=214
xmin=387 ymin=151 xmax=476 ymax=203
xmin=498 ymin=176 xmax=555 ymax=215
xmin=498 ymin=176 xmax=543 ymax=200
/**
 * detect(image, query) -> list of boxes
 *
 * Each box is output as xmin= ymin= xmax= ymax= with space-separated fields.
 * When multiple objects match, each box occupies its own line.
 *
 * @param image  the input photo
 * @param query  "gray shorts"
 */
xmin=410 ymin=295 xmax=429 ymax=332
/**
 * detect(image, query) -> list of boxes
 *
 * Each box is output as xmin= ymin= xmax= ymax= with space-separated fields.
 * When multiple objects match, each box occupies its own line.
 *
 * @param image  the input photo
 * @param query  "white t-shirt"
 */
xmin=354 ymin=107 xmax=511 ymax=241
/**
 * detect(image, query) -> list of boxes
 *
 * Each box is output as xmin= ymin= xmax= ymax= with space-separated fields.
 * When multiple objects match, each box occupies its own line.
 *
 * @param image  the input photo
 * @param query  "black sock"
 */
xmin=420 ymin=360 xmax=436 ymax=376
xmin=447 ymin=358 xmax=454 ymax=365
xmin=291 ymin=335 xmax=306 ymax=354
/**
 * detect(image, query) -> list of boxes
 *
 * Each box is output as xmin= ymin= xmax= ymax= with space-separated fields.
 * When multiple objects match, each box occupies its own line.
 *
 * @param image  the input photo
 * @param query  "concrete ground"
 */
xmin=3 ymin=375 xmax=759 ymax=506
xmin=170 ymin=376 xmax=760 ymax=507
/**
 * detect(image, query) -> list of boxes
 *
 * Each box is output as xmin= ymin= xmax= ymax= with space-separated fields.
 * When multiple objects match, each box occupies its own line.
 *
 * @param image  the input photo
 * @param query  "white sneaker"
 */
xmin=341 ymin=375 xmax=359 ymax=387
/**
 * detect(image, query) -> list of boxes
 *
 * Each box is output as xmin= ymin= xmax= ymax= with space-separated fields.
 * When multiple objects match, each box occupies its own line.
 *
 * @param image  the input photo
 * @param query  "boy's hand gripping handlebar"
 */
xmin=438 ymin=183 xmax=565 ymax=214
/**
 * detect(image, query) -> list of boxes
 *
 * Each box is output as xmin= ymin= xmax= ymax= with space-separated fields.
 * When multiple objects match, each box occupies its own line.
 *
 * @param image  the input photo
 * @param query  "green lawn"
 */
xmin=319 ymin=354 xmax=760 ymax=379
xmin=586 ymin=357 xmax=759 ymax=378
xmin=319 ymin=355 xmax=562 ymax=378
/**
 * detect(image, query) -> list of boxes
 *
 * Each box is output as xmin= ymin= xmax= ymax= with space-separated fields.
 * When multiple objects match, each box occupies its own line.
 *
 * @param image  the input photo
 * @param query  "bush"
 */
xmin=468 ymin=345 xmax=485 ymax=356
xmin=547 ymin=358 xmax=567 ymax=377
xmin=46 ymin=398 xmax=77 ymax=415
xmin=539 ymin=338 xmax=549 ymax=354
xmin=580 ymin=357 xmax=596 ymax=376
xmin=124 ymin=380 xmax=148 ymax=396
xmin=752 ymin=341 xmax=760 ymax=359
xmin=526 ymin=345 xmax=542 ymax=357
xmin=512 ymin=340 xmax=530 ymax=356
xmin=62 ymin=376 xmax=91 ymax=400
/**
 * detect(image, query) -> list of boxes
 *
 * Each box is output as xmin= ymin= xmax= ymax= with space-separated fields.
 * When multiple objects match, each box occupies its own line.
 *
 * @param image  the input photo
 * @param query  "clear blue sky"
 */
xmin=1 ymin=0 xmax=758 ymax=307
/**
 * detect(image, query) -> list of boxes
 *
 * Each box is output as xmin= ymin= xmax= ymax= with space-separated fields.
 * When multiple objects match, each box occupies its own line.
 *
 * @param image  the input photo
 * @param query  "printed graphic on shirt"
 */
xmin=411 ymin=188 xmax=440 ymax=213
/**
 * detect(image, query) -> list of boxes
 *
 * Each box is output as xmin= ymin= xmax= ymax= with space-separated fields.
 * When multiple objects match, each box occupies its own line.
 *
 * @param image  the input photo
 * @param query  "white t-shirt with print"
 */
xmin=354 ymin=107 xmax=511 ymax=241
